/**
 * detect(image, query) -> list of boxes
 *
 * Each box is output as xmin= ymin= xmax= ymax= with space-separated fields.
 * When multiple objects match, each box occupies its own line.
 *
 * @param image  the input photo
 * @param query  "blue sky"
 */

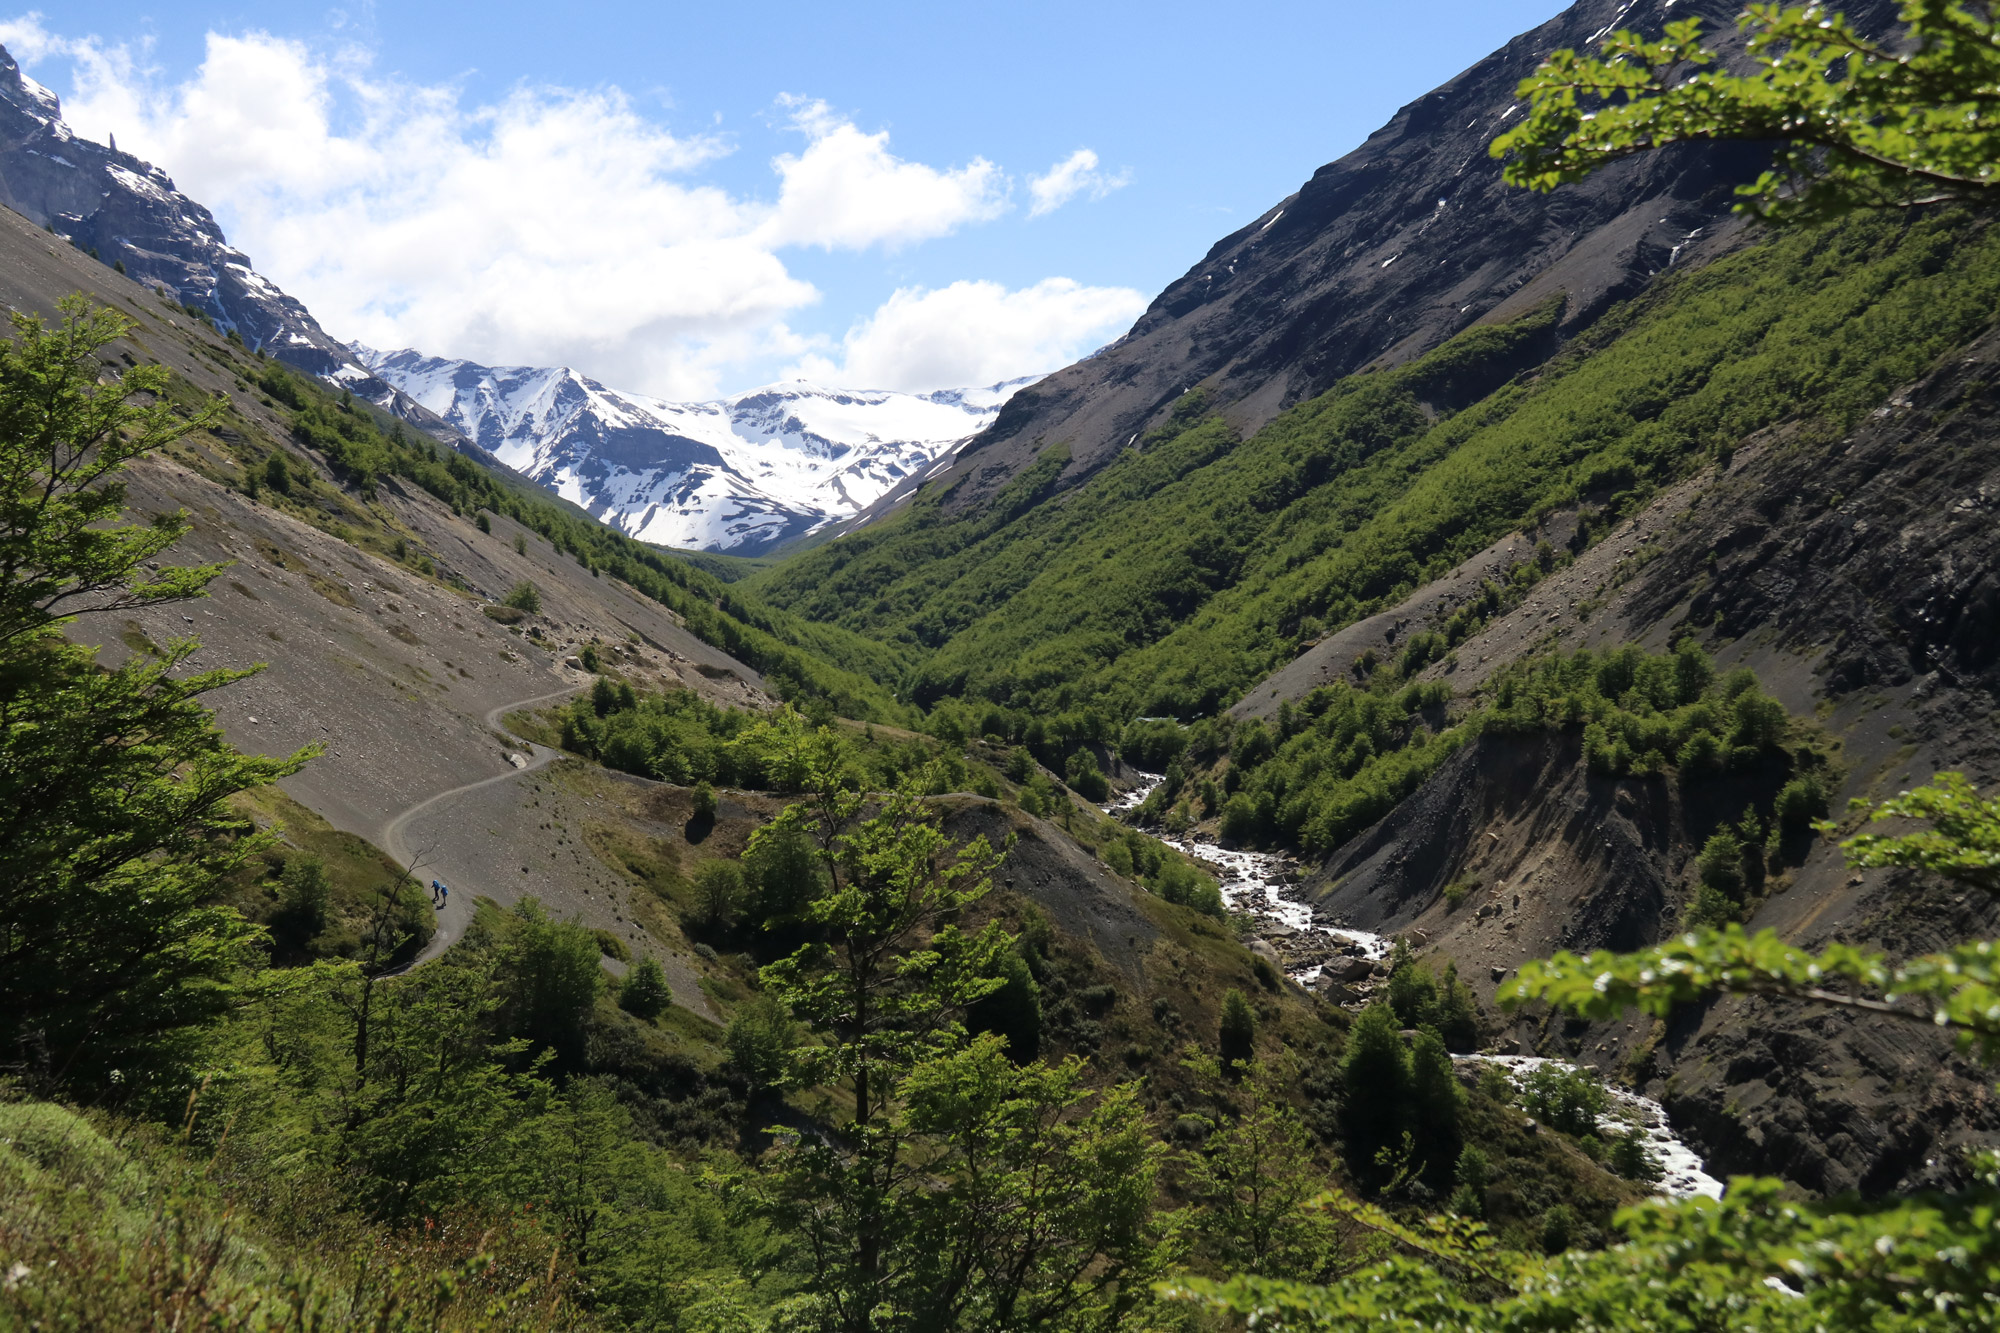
xmin=6 ymin=1 xmax=1566 ymax=398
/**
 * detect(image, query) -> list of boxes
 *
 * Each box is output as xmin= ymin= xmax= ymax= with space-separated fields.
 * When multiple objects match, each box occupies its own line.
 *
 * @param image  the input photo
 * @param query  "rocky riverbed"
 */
xmin=1106 ymin=776 xmax=1724 ymax=1200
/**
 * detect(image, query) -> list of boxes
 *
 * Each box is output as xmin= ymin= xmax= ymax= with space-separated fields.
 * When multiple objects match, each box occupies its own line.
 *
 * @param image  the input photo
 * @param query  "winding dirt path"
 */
xmin=380 ymin=685 xmax=580 ymax=966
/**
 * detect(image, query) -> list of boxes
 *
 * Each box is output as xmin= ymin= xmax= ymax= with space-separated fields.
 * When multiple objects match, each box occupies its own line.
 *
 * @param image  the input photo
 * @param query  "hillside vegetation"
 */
xmin=749 ymin=211 xmax=2000 ymax=723
xmin=159 ymin=341 xmax=909 ymax=721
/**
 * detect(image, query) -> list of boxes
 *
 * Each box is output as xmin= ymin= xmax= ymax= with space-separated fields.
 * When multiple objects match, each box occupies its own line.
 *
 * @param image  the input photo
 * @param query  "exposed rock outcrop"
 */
xmin=917 ymin=0 xmax=1899 ymax=519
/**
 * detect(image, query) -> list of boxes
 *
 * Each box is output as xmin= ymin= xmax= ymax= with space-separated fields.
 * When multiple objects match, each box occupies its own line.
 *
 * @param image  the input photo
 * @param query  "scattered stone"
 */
xmin=1491 ymin=965 xmax=1509 ymax=983
xmin=1326 ymin=956 xmax=1374 ymax=984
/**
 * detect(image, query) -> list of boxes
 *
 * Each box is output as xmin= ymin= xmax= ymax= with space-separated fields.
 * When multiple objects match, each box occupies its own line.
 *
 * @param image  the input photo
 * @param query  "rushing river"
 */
xmin=1105 ymin=774 xmax=1724 ymax=1200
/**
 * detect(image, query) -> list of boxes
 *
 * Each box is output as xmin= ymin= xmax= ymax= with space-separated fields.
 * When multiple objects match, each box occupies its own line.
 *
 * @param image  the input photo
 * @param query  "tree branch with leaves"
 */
xmin=1492 ymin=2 xmax=2000 ymax=224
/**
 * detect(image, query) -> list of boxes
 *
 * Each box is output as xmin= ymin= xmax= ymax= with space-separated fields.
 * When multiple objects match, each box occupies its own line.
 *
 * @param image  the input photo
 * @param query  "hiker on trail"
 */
xmin=431 ymin=878 xmax=449 ymax=908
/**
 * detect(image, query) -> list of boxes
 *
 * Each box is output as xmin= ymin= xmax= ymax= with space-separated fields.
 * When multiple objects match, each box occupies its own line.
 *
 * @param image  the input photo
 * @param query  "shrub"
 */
xmin=1685 ymin=882 xmax=1740 ymax=929
xmin=1153 ymin=859 xmax=1224 ymax=918
xmin=1775 ymin=771 xmax=1830 ymax=834
xmin=504 ymin=580 xmax=542 ymax=614
xmin=968 ymin=947 xmax=1041 ymax=1062
xmin=1065 ymin=749 xmax=1111 ymax=803
xmin=1219 ymin=989 xmax=1257 ymax=1071
xmin=1609 ymin=1127 xmax=1664 ymax=1183
xmin=1517 ymin=1063 xmax=1608 ymax=1137
xmin=475 ymin=511 xmax=491 ymax=533
xmin=495 ymin=899 xmax=601 ymax=1062
xmin=726 ymin=993 xmax=799 ymax=1091
xmin=745 ymin=828 xmax=824 ymax=929
xmin=263 ymin=451 xmax=292 ymax=494
xmin=1540 ymin=1204 xmax=1575 ymax=1255
xmin=271 ymin=854 xmax=329 ymax=951
xmin=693 ymin=861 xmax=743 ymax=933
xmin=619 ymin=956 xmax=671 ymax=1019
xmin=1219 ymin=794 xmax=1259 ymax=845
xmin=1119 ymin=718 xmax=1187 ymax=770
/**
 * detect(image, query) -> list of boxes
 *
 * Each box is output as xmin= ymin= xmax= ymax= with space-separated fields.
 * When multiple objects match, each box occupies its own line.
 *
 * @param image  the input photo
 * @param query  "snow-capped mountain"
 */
xmin=0 ymin=37 xmax=1031 ymax=552
xmin=357 ymin=346 xmax=1034 ymax=554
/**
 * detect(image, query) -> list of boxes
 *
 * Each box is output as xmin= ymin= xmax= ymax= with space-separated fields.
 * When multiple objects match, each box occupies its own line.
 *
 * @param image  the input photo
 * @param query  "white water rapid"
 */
xmin=1104 ymin=773 xmax=1724 ymax=1200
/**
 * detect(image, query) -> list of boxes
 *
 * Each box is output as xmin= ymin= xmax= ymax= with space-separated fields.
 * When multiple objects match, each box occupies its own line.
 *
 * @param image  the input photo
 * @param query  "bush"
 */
xmin=619 ymin=956 xmax=671 ymax=1020
xmin=495 ymin=899 xmax=602 ymax=1062
xmin=745 ymin=828 xmax=826 ymax=929
xmin=1775 ymin=771 xmax=1830 ymax=834
xmin=1685 ymin=881 xmax=1741 ymax=929
xmin=1450 ymin=1144 xmax=1492 ymax=1218
xmin=1540 ymin=1203 xmax=1576 ymax=1255
xmin=475 ymin=511 xmax=491 ymax=533
xmin=1219 ymin=989 xmax=1257 ymax=1072
xmin=1065 ymin=749 xmax=1110 ymax=803
xmin=272 ymin=854 xmax=329 ymax=948
xmin=1153 ymin=859 xmax=1224 ymax=918
xmin=1518 ymin=1064 xmax=1609 ymax=1137
xmin=1383 ymin=944 xmax=1480 ymax=1052
xmin=692 ymin=780 xmax=718 ymax=820
xmin=1119 ymin=718 xmax=1187 ymax=771
xmin=968 ymin=947 xmax=1041 ymax=1062
xmin=1219 ymin=794 xmax=1259 ymax=845
xmin=263 ymin=451 xmax=293 ymax=494
xmin=726 ymin=993 xmax=798 ymax=1091
xmin=693 ymin=861 xmax=743 ymax=933
xmin=504 ymin=580 xmax=542 ymax=614
xmin=1610 ymin=1127 xmax=1664 ymax=1183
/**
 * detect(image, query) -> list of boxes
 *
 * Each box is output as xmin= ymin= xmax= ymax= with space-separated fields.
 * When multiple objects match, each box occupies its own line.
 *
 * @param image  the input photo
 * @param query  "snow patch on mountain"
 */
xmin=357 ymin=346 xmax=1033 ymax=554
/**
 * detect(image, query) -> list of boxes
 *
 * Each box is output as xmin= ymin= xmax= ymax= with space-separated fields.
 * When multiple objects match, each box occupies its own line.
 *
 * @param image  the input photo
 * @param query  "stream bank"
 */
xmin=1106 ymin=775 xmax=1723 ymax=1199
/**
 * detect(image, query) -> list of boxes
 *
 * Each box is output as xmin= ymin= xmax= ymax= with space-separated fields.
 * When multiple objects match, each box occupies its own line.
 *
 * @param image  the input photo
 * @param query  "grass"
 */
xmin=0 ymin=1099 xmax=577 ymax=1331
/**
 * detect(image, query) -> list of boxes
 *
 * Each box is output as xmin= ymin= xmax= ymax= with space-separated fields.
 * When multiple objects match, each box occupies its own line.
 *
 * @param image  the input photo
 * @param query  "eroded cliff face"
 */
xmin=923 ymin=0 xmax=1899 ymax=519
xmin=1269 ymin=317 xmax=2000 ymax=1195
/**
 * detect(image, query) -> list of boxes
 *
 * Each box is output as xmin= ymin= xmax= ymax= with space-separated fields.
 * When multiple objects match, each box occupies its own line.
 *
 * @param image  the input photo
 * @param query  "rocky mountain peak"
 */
xmin=938 ymin=0 xmax=1900 ymax=515
xmin=359 ymin=344 xmax=1035 ymax=554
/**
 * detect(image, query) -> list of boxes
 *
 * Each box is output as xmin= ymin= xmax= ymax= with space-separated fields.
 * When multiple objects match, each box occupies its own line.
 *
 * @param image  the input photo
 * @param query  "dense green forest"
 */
xmin=748 ymin=210 xmax=2000 ymax=722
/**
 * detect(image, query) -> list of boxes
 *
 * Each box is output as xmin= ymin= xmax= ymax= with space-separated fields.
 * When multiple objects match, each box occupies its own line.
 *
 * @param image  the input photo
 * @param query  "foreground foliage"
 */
xmin=747 ymin=744 xmax=1180 ymax=1332
xmin=0 ymin=298 xmax=309 ymax=1094
xmin=1178 ymin=778 xmax=2000 ymax=1329
xmin=1494 ymin=1 xmax=2000 ymax=222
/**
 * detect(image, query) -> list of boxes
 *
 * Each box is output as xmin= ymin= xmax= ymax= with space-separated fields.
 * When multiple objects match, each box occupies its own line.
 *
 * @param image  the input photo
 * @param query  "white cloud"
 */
xmin=1027 ymin=148 xmax=1129 ymax=218
xmin=786 ymin=278 xmax=1145 ymax=393
xmin=759 ymin=96 xmax=1005 ymax=250
xmin=2 ymin=17 xmax=1115 ymax=397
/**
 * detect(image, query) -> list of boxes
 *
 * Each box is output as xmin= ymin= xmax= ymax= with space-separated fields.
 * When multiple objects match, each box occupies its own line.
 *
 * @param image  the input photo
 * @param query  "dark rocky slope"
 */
xmin=918 ymin=0 xmax=1897 ymax=518
xmin=1270 ymin=317 xmax=2000 ymax=1194
xmin=0 ymin=45 xmax=462 ymax=440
